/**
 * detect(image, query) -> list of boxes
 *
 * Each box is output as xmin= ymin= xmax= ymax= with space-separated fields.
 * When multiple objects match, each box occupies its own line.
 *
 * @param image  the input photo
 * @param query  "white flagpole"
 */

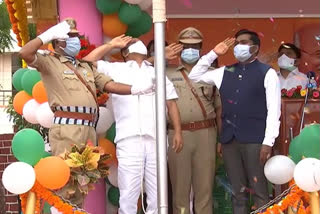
xmin=153 ymin=0 xmax=168 ymax=213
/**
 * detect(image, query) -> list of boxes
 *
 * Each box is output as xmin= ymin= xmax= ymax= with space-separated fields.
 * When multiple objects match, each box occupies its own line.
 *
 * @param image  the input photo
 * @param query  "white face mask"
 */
xmin=278 ymin=54 xmax=296 ymax=71
xmin=128 ymin=41 xmax=148 ymax=55
xmin=59 ymin=37 xmax=81 ymax=57
xmin=233 ymin=44 xmax=253 ymax=62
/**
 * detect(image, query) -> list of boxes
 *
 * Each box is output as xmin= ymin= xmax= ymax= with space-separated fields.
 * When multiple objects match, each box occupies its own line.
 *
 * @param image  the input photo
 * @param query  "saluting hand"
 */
xmin=213 ymin=37 xmax=235 ymax=56
xmin=109 ymin=34 xmax=134 ymax=49
xmin=38 ymin=21 xmax=70 ymax=44
xmin=165 ymin=43 xmax=184 ymax=60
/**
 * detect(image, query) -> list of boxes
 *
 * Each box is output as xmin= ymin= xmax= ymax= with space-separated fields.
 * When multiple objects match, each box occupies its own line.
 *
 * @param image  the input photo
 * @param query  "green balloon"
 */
xmin=106 ymin=123 xmax=116 ymax=142
xmin=300 ymin=124 xmax=320 ymax=159
xmin=108 ymin=186 xmax=120 ymax=207
xmin=12 ymin=68 xmax=28 ymax=91
xmin=96 ymin=0 xmax=121 ymax=14
xmin=126 ymin=12 xmax=152 ymax=37
xmin=119 ymin=2 xmax=142 ymax=25
xmin=21 ymin=69 xmax=41 ymax=95
xmin=289 ymin=124 xmax=320 ymax=163
xmin=12 ymin=128 xmax=45 ymax=166
xmin=288 ymin=136 xmax=303 ymax=164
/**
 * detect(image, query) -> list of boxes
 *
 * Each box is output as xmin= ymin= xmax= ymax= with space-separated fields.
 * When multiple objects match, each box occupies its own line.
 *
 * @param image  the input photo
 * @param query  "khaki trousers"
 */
xmin=168 ymin=127 xmax=217 ymax=214
xmin=49 ymin=124 xmax=96 ymax=156
xmin=48 ymin=124 xmax=97 ymax=207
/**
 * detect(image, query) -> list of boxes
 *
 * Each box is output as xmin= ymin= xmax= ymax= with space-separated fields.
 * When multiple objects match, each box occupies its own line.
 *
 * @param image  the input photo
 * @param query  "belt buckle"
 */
xmin=189 ymin=122 xmax=196 ymax=130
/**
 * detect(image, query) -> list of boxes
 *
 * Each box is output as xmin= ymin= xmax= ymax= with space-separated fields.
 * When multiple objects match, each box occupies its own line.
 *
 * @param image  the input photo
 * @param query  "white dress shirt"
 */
xmin=277 ymin=68 xmax=308 ymax=90
xmin=189 ymin=50 xmax=281 ymax=147
xmin=97 ymin=60 xmax=178 ymax=143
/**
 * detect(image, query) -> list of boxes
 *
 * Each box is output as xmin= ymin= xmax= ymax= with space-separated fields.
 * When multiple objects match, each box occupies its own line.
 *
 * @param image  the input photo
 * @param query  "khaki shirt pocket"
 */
xmin=62 ymin=73 xmax=81 ymax=90
xmin=85 ymin=72 xmax=96 ymax=90
xmin=197 ymin=85 xmax=214 ymax=102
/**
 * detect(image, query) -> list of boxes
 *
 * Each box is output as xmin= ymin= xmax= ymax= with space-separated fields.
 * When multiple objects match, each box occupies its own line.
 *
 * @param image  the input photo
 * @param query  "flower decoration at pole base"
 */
xmin=62 ymin=143 xmax=110 ymax=196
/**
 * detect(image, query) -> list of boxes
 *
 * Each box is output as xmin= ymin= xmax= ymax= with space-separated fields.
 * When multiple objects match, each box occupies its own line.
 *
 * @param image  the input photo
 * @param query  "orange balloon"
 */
xmin=34 ymin=156 xmax=70 ymax=190
xmin=13 ymin=91 xmax=32 ymax=115
xmin=98 ymin=138 xmax=116 ymax=165
xmin=102 ymin=13 xmax=128 ymax=38
xmin=32 ymin=81 xmax=48 ymax=104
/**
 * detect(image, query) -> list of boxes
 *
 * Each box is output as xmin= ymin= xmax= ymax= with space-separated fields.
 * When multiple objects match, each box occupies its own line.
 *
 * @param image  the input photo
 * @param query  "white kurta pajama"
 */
xmin=277 ymin=68 xmax=308 ymax=90
xmin=97 ymin=60 xmax=178 ymax=214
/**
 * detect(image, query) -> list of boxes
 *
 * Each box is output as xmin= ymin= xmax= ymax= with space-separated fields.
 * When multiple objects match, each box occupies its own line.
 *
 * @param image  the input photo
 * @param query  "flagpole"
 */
xmin=153 ymin=0 xmax=168 ymax=213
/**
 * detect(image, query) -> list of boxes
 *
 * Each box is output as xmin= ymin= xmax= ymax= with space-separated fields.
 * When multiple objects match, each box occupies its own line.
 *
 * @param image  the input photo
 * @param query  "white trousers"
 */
xmin=117 ymin=135 xmax=157 ymax=214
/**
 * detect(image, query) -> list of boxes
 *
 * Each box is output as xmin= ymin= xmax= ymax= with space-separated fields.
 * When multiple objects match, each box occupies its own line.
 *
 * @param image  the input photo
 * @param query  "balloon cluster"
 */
xmin=96 ymin=0 xmax=152 ymax=38
xmin=12 ymin=68 xmax=54 ymax=128
xmin=264 ymin=124 xmax=320 ymax=192
xmin=4 ymin=0 xmax=29 ymax=47
xmin=2 ymin=129 xmax=70 ymax=195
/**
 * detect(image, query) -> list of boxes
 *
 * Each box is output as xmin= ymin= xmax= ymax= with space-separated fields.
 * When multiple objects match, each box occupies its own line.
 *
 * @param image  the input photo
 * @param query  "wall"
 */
xmin=0 ymin=134 xmax=18 ymax=214
xmin=139 ymin=17 xmax=320 ymax=69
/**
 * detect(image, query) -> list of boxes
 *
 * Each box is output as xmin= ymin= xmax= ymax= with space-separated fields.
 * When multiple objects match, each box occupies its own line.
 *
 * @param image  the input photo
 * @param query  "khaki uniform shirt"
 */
xmin=166 ymin=65 xmax=221 ymax=124
xmin=31 ymin=52 xmax=112 ymax=109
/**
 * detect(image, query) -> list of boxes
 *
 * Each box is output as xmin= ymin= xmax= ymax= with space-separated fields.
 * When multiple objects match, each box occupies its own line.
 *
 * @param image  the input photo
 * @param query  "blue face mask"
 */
xmin=61 ymin=37 xmax=81 ymax=57
xmin=181 ymin=48 xmax=200 ymax=64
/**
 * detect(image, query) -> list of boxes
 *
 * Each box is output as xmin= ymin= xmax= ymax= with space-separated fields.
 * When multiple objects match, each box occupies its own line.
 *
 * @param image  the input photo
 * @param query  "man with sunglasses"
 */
xmin=19 ymin=18 xmax=154 ymax=206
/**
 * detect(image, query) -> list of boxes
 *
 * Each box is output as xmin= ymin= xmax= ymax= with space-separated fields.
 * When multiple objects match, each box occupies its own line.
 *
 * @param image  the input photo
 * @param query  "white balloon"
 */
xmin=23 ymin=99 xmax=40 ymax=124
xmin=96 ymin=107 xmax=114 ymax=135
xmin=138 ymin=0 xmax=152 ymax=10
xmin=294 ymin=158 xmax=320 ymax=192
xmin=50 ymin=207 xmax=62 ymax=214
xmin=264 ymin=155 xmax=296 ymax=185
xmin=108 ymin=163 xmax=118 ymax=187
xmin=36 ymin=102 xmax=54 ymax=128
xmin=315 ymin=166 xmax=320 ymax=187
xmin=125 ymin=0 xmax=144 ymax=4
xmin=2 ymin=162 xmax=36 ymax=194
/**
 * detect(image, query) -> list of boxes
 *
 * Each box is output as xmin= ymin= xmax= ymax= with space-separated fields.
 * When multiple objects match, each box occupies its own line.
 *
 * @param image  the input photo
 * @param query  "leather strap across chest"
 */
xmin=180 ymin=70 xmax=207 ymax=119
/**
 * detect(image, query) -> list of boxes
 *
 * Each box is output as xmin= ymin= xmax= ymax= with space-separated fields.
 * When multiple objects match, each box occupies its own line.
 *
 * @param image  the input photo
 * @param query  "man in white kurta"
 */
xmin=85 ymin=40 xmax=183 ymax=214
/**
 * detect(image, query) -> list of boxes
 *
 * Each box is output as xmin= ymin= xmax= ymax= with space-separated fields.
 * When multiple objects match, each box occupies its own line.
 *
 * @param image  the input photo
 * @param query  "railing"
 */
xmin=0 ymin=90 xmax=13 ymax=107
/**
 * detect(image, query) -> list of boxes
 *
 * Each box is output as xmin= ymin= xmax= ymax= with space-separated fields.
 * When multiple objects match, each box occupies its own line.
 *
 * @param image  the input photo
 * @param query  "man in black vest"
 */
xmin=189 ymin=29 xmax=281 ymax=214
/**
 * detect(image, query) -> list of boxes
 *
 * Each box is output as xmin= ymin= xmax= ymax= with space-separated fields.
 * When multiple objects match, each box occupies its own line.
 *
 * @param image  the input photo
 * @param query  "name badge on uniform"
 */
xmin=63 ymin=70 xmax=74 ymax=75
xmin=171 ymin=77 xmax=183 ymax=81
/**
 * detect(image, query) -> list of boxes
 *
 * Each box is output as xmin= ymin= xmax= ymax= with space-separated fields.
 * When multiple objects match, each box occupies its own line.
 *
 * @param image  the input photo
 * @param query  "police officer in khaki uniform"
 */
xmin=19 ymin=19 xmax=154 ymax=206
xmin=167 ymin=27 xmax=222 ymax=214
